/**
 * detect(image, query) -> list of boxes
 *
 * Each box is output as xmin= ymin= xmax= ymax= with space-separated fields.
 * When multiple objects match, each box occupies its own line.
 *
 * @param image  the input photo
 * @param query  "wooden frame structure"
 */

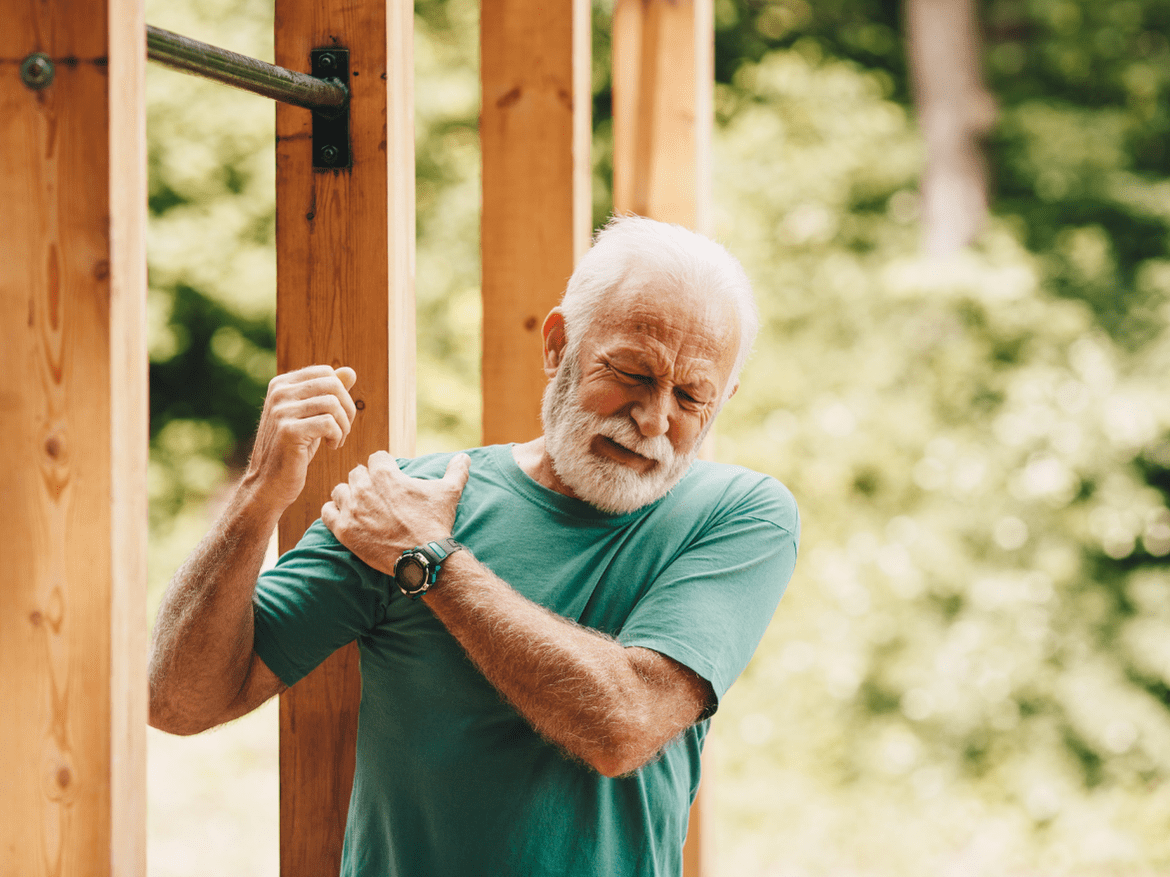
xmin=1 ymin=0 xmax=713 ymax=873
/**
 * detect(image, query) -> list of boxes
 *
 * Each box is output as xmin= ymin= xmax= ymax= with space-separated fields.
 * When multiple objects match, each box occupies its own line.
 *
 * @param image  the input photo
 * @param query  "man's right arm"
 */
xmin=148 ymin=365 xmax=357 ymax=735
xmin=147 ymin=478 xmax=287 ymax=734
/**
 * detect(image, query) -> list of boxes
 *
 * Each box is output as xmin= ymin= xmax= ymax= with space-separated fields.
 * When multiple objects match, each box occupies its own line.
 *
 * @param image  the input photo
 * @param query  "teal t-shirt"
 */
xmin=252 ymin=444 xmax=798 ymax=877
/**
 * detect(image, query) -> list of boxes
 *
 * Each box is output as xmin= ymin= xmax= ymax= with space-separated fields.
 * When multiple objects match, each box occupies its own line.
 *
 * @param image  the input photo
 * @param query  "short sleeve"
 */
xmin=617 ymin=476 xmax=798 ymax=710
xmin=252 ymin=519 xmax=391 ymax=687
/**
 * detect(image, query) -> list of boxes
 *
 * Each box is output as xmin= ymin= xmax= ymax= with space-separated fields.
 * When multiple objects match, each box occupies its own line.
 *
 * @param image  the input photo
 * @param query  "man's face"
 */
xmin=541 ymin=283 xmax=740 ymax=514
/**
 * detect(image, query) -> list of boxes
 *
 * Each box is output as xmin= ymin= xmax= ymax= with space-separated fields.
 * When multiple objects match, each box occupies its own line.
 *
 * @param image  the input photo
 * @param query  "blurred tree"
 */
xmin=983 ymin=0 xmax=1170 ymax=345
xmin=706 ymin=0 xmax=1170 ymax=343
xmin=905 ymin=0 xmax=997 ymax=254
xmin=708 ymin=47 xmax=1170 ymax=874
xmin=696 ymin=15 xmax=1170 ymax=868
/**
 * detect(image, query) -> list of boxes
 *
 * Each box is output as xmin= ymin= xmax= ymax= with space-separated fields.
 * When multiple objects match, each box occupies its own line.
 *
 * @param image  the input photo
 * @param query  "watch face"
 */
xmin=398 ymin=557 xmax=429 ymax=592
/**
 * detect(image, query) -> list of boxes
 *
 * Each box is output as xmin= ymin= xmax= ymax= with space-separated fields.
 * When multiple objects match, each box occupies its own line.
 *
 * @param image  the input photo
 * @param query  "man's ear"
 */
xmin=542 ymin=309 xmax=566 ymax=378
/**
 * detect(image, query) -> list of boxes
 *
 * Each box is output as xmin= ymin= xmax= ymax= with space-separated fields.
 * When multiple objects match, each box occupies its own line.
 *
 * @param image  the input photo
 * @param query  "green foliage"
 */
xmin=144 ymin=0 xmax=280 ymax=595
xmin=712 ymin=0 xmax=906 ymax=97
xmin=414 ymin=0 xmax=483 ymax=452
xmin=707 ymin=45 xmax=1170 ymax=875
xmin=985 ymin=0 xmax=1170 ymax=342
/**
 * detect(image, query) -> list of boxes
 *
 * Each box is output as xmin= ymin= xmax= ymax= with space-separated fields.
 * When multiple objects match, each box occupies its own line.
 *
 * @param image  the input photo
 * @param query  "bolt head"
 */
xmin=318 ymin=53 xmax=336 ymax=71
xmin=20 ymin=53 xmax=55 ymax=90
xmin=319 ymin=145 xmax=341 ymax=165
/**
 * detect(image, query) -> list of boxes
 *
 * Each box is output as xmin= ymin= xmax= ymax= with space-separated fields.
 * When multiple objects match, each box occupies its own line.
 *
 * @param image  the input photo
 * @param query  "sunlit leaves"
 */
xmin=709 ymin=44 xmax=1170 ymax=875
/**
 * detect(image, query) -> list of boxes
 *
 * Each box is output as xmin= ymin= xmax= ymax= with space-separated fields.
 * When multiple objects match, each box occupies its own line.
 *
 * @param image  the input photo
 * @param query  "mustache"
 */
xmin=594 ymin=415 xmax=675 ymax=465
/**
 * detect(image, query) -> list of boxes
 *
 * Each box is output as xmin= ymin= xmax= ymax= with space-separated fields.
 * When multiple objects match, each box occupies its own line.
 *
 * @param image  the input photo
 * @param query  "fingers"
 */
xmin=320 ymin=499 xmax=338 ymax=529
xmin=363 ymin=451 xmax=466 ymax=494
xmin=266 ymin=366 xmax=359 ymax=449
xmin=246 ymin=366 xmax=362 ymax=512
xmin=367 ymin=450 xmax=400 ymax=473
xmin=443 ymin=453 xmax=471 ymax=493
xmin=269 ymin=365 xmax=358 ymax=418
xmin=335 ymin=366 xmax=357 ymax=391
xmin=322 ymin=452 xmax=470 ymax=568
xmin=299 ymin=412 xmax=345 ymax=452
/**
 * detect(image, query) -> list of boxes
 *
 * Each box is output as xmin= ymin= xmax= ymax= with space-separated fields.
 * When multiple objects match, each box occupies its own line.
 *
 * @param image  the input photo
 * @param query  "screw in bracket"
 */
xmin=317 ymin=53 xmax=337 ymax=73
xmin=20 ymin=53 xmax=55 ymax=90
xmin=318 ymin=144 xmax=341 ymax=166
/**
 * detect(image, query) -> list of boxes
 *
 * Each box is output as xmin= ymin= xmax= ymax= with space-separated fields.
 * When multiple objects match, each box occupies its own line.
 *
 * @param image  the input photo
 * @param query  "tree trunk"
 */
xmin=905 ymin=0 xmax=998 ymax=255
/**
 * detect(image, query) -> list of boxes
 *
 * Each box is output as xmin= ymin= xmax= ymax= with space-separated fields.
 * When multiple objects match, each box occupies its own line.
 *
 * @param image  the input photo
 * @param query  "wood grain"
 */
xmin=612 ymin=0 xmax=713 ymax=233
xmin=1 ymin=0 xmax=147 ymax=874
xmin=613 ymin=3 xmax=715 ymax=874
xmin=107 ymin=0 xmax=150 ymax=873
xmin=480 ymin=0 xmax=591 ymax=445
xmin=273 ymin=0 xmax=415 ymax=874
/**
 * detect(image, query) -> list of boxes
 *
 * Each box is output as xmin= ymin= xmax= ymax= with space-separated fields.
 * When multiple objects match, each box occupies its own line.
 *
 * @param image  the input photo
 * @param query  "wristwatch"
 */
xmin=393 ymin=537 xmax=464 ymax=599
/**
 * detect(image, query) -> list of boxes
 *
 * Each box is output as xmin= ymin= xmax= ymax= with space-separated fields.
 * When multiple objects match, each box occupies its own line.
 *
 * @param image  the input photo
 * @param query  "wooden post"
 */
xmin=480 ymin=0 xmax=592 ymax=445
xmin=612 ymin=2 xmax=714 ymax=873
xmin=612 ymin=0 xmax=712 ymax=231
xmin=273 ymin=0 xmax=415 ymax=874
xmin=1 ymin=0 xmax=148 ymax=874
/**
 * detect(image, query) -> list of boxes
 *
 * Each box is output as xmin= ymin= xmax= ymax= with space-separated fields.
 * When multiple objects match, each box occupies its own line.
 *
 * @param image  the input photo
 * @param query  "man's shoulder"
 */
xmin=674 ymin=460 xmax=799 ymax=535
xmin=397 ymin=445 xmax=496 ymax=476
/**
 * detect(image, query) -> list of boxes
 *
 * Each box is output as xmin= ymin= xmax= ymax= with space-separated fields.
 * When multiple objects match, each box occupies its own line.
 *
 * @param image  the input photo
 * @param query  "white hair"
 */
xmin=558 ymin=215 xmax=760 ymax=390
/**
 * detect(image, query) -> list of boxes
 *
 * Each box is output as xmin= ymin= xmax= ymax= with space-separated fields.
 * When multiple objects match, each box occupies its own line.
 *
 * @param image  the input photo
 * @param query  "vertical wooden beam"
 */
xmin=1 ymin=0 xmax=148 ymax=874
xmin=273 ymin=0 xmax=414 ymax=874
xmin=613 ymin=2 xmax=714 ymax=874
xmin=612 ymin=0 xmax=713 ymax=233
xmin=481 ymin=0 xmax=592 ymax=445
xmin=108 ymin=1 xmax=150 ymax=871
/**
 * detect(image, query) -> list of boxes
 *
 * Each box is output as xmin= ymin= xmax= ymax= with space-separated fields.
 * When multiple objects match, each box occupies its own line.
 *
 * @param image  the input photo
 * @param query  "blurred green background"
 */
xmin=144 ymin=0 xmax=1170 ymax=873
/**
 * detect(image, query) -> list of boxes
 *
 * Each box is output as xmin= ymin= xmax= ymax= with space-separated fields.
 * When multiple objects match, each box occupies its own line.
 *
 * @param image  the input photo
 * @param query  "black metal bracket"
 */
xmin=311 ymin=48 xmax=350 ymax=170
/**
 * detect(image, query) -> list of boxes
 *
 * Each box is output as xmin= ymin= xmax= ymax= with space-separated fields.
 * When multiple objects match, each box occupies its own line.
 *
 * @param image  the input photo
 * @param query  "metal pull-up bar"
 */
xmin=145 ymin=24 xmax=352 ymax=168
xmin=146 ymin=24 xmax=347 ymax=113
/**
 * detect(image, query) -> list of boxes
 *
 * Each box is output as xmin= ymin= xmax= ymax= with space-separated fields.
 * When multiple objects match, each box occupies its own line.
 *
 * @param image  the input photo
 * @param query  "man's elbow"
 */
xmin=148 ymin=690 xmax=214 ymax=736
xmin=582 ymin=721 xmax=664 ymax=778
xmin=147 ymin=673 xmax=228 ymax=736
xmin=148 ymin=717 xmax=205 ymax=737
xmin=589 ymin=749 xmax=655 ymax=779
xmin=149 ymin=703 xmax=197 ymax=736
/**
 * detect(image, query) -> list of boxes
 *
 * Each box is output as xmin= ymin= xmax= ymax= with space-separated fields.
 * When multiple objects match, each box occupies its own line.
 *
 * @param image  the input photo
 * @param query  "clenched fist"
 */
xmin=243 ymin=365 xmax=359 ymax=514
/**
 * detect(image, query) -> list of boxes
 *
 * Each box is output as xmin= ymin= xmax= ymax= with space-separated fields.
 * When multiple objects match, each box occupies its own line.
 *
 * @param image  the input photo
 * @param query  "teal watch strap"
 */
xmin=423 ymin=537 xmax=462 ymax=563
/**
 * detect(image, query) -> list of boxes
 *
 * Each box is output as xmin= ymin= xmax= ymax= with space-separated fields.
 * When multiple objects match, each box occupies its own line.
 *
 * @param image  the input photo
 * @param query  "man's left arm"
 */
xmin=323 ymin=452 xmax=713 ymax=778
xmin=424 ymin=550 xmax=713 ymax=777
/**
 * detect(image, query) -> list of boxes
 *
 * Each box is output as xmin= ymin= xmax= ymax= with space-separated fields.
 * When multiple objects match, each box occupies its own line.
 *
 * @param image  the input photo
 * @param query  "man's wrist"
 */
xmin=394 ymin=537 xmax=465 ymax=599
xmin=228 ymin=473 xmax=289 ymax=535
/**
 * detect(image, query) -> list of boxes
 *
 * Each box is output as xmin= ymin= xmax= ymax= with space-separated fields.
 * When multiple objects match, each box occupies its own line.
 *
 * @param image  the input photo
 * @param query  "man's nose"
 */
xmin=631 ymin=391 xmax=670 ymax=438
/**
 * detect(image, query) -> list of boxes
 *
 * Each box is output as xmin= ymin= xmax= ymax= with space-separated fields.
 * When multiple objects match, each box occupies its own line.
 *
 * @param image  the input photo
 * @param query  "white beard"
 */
xmin=540 ymin=352 xmax=704 ymax=515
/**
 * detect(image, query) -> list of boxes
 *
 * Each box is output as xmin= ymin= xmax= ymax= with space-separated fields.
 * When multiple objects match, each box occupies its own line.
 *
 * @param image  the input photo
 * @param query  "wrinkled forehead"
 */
xmin=601 ymin=280 xmax=739 ymax=341
xmin=585 ymin=281 xmax=741 ymax=379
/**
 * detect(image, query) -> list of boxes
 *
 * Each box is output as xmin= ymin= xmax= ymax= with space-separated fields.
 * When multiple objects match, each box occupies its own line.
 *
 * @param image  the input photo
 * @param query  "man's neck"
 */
xmin=512 ymin=437 xmax=580 ymax=501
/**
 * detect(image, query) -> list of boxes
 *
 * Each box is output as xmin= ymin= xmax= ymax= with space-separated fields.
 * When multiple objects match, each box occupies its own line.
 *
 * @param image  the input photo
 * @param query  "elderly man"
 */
xmin=149 ymin=216 xmax=798 ymax=877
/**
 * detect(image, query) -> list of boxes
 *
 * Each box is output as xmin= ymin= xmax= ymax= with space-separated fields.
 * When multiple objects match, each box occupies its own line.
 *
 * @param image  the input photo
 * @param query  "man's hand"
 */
xmin=322 ymin=452 xmax=471 ymax=574
xmin=244 ymin=365 xmax=358 ymax=514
